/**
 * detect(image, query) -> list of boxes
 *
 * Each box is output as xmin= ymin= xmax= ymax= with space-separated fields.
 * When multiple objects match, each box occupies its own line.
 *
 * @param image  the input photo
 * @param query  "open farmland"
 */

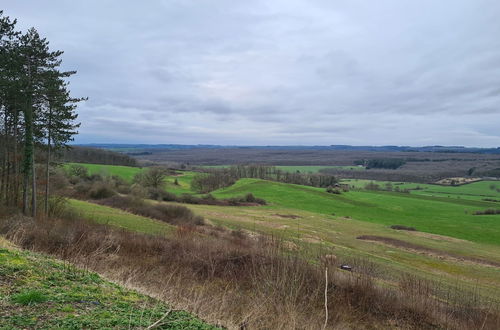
xmin=210 ymin=179 xmax=500 ymax=245
xmin=64 ymin=162 xmax=197 ymax=195
xmin=69 ymin=199 xmax=173 ymax=235
xmin=61 ymin=163 xmax=500 ymax=304
xmin=64 ymin=162 xmax=143 ymax=182
xmin=179 ymin=201 xmax=500 ymax=301
xmin=342 ymin=178 xmax=500 ymax=201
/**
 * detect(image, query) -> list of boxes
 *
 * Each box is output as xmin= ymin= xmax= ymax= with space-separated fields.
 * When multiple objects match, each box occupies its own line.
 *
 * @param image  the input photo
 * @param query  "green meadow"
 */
xmin=64 ymin=162 xmax=197 ymax=195
xmin=69 ymin=199 xmax=173 ymax=235
xmin=342 ymin=178 xmax=500 ymax=201
xmin=212 ymin=178 xmax=500 ymax=245
xmin=64 ymin=163 xmax=143 ymax=182
xmin=59 ymin=163 xmax=500 ymax=301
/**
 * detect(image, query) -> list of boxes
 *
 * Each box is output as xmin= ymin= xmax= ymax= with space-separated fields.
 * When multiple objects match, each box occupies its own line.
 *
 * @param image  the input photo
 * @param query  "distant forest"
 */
xmin=59 ymin=146 xmax=137 ymax=167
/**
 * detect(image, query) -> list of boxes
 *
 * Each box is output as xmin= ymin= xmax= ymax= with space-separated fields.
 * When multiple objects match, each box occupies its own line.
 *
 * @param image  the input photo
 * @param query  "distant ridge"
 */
xmin=76 ymin=144 xmax=500 ymax=154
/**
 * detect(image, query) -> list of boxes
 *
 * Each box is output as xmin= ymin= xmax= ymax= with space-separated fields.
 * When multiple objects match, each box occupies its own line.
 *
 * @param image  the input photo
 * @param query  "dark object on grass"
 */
xmin=473 ymin=209 xmax=500 ymax=215
xmin=340 ymin=264 xmax=352 ymax=271
xmin=390 ymin=225 xmax=417 ymax=231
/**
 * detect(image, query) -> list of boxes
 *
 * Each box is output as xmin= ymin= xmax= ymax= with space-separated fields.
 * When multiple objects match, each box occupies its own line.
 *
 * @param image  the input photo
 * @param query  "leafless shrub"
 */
xmin=1 ymin=215 xmax=499 ymax=329
xmin=97 ymin=195 xmax=205 ymax=226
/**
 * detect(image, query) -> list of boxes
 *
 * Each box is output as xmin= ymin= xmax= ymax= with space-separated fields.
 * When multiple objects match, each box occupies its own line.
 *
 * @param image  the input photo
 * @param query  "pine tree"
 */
xmin=40 ymin=72 xmax=83 ymax=214
xmin=1 ymin=12 xmax=83 ymax=216
xmin=0 ymin=11 xmax=21 ymax=206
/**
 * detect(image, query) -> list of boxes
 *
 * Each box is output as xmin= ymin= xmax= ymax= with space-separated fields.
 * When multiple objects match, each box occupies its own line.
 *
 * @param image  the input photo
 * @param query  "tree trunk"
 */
xmin=13 ymin=110 xmax=20 ymax=206
xmin=1 ymin=110 xmax=8 ymax=204
xmin=22 ymin=101 xmax=34 ymax=216
xmin=44 ymin=106 xmax=52 ymax=215
xmin=31 ymin=144 xmax=36 ymax=218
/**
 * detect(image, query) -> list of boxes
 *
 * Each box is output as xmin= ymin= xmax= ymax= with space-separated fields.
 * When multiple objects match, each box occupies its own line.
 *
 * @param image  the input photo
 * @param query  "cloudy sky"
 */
xmin=4 ymin=0 xmax=500 ymax=146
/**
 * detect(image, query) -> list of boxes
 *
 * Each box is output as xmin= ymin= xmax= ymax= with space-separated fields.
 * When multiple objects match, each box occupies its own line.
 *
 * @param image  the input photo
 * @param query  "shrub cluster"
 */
xmin=390 ymin=225 xmax=417 ymax=231
xmin=473 ymin=209 xmax=500 ymax=215
xmin=326 ymin=186 xmax=342 ymax=194
xmin=147 ymin=188 xmax=266 ymax=206
xmin=98 ymin=195 xmax=205 ymax=226
xmin=65 ymin=164 xmax=129 ymax=199
xmin=2 ymin=215 xmax=498 ymax=329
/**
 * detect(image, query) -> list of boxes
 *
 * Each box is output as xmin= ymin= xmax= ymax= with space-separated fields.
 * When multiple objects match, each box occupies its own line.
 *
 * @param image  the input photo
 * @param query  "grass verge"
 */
xmin=0 ymin=238 xmax=215 ymax=329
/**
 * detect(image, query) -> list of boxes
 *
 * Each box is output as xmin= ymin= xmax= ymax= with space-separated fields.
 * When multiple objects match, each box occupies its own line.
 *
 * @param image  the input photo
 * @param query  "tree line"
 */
xmin=191 ymin=165 xmax=338 ymax=193
xmin=354 ymin=158 xmax=406 ymax=169
xmin=0 ymin=11 xmax=84 ymax=217
xmin=59 ymin=146 xmax=138 ymax=167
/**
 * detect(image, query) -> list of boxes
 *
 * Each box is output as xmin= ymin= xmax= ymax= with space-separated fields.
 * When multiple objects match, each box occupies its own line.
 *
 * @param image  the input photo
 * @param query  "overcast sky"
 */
xmin=4 ymin=0 xmax=500 ymax=146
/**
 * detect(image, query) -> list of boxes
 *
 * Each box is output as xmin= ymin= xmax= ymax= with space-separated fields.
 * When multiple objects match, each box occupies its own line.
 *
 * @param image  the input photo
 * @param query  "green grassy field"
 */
xmin=179 ymin=201 xmax=500 ymax=301
xmin=69 ymin=199 xmax=173 ymax=235
xmin=61 ymin=163 xmax=500 ymax=301
xmin=64 ymin=163 xmax=144 ymax=182
xmin=342 ymin=179 xmax=500 ymax=201
xmin=211 ymin=179 xmax=500 ymax=245
xmin=64 ymin=162 xmax=197 ymax=195
xmin=0 ymin=238 xmax=214 ymax=329
xmin=163 ymin=171 xmax=197 ymax=195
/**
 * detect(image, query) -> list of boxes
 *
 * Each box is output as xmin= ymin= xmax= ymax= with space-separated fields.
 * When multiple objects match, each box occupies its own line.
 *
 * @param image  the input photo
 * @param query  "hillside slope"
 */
xmin=0 ymin=238 xmax=215 ymax=329
xmin=211 ymin=178 xmax=500 ymax=245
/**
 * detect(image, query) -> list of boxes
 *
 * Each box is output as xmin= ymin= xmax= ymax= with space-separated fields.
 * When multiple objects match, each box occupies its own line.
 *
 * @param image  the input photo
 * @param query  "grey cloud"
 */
xmin=4 ymin=0 xmax=500 ymax=146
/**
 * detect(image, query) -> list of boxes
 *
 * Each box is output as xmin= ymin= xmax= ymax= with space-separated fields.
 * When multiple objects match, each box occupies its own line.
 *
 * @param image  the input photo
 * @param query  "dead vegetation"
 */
xmin=435 ymin=177 xmax=482 ymax=186
xmin=357 ymin=235 xmax=500 ymax=268
xmin=390 ymin=225 xmax=417 ymax=231
xmin=0 ymin=211 xmax=499 ymax=329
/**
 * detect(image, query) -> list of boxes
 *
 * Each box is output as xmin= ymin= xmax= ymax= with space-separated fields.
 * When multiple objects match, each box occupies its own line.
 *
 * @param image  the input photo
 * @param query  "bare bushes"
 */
xmin=98 ymin=195 xmax=205 ymax=226
xmin=390 ymin=225 xmax=417 ymax=231
xmin=2 ymin=215 xmax=499 ymax=329
xmin=147 ymin=188 xmax=266 ymax=206
xmin=473 ymin=209 xmax=500 ymax=215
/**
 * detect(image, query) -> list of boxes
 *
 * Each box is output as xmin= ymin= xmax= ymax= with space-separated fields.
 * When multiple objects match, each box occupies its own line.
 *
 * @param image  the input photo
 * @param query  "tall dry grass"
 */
xmin=1 ymin=213 xmax=499 ymax=329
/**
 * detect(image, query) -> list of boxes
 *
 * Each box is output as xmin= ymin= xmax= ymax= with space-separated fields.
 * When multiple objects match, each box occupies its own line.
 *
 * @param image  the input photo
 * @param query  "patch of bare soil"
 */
xmin=357 ymin=235 xmax=500 ymax=268
xmin=405 ymin=231 xmax=469 ymax=243
xmin=435 ymin=177 xmax=481 ymax=185
xmin=300 ymin=235 xmax=322 ymax=243
xmin=273 ymin=214 xmax=300 ymax=219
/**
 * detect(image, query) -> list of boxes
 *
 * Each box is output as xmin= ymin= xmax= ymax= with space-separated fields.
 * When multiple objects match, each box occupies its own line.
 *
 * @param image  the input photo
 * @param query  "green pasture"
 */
xmin=163 ymin=171 xmax=197 ymax=195
xmin=173 ymin=201 xmax=500 ymax=301
xmin=211 ymin=179 xmax=500 ymax=245
xmin=63 ymin=162 xmax=196 ymax=194
xmin=69 ymin=199 xmax=172 ymax=235
xmin=342 ymin=179 xmax=500 ymax=201
xmin=64 ymin=163 xmax=143 ymax=182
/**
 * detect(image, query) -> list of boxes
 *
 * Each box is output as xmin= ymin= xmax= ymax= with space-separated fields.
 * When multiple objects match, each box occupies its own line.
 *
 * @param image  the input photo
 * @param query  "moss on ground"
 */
xmin=0 ymin=241 xmax=216 ymax=329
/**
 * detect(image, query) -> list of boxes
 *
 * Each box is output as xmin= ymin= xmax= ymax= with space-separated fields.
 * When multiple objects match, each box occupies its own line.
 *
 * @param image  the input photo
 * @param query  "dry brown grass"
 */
xmin=1 ymin=213 xmax=499 ymax=329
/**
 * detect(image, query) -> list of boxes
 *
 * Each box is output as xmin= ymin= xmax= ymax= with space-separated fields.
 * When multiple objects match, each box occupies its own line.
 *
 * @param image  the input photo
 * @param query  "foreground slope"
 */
xmin=0 ymin=238 xmax=214 ymax=329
